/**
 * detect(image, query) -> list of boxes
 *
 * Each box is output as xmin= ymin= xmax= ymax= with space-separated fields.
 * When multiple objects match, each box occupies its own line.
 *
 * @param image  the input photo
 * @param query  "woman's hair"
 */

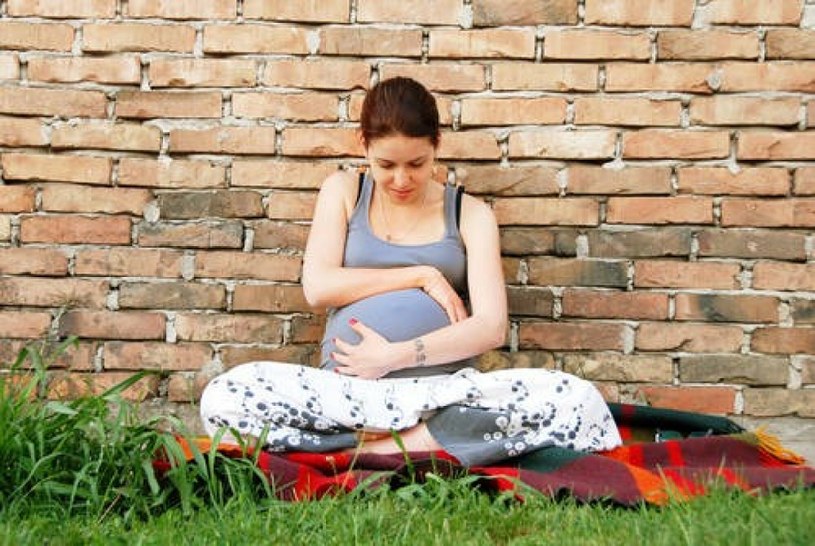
xmin=360 ymin=77 xmax=440 ymax=147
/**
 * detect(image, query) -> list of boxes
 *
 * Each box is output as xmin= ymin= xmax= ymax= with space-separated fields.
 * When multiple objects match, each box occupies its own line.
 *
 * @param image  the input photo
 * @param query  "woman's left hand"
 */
xmin=331 ymin=319 xmax=401 ymax=379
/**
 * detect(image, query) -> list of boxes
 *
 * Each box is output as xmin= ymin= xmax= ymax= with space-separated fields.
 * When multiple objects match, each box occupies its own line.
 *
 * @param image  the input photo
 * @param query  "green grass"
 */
xmin=1 ymin=340 xmax=814 ymax=545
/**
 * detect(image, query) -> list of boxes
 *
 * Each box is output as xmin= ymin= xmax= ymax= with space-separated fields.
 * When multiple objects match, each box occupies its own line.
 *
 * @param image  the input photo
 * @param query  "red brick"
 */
xmin=220 ymin=344 xmax=320 ymax=368
xmin=0 ymin=54 xmax=19 ymax=80
xmin=753 ymin=262 xmax=815 ymax=291
xmin=587 ymin=228 xmax=692 ymax=258
xmin=461 ymin=97 xmax=566 ymax=126
xmin=2 ymin=153 xmax=111 ymax=185
xmin=691 ymin=97 xmax=800 ymax=126
xmin=59 ymin=310 xmax=165 ymax=340
xmin=48 ymin=372 xmax=160 ymax=402
xmin=42 ymin=184 xmax=151 ymax=215
xmin=507 ymin=286 xmax=554 ymax=317
xmin=266 ymin=191 xmax=317 ymax=220
xmin=527 ymin=258 xmax=628 ymax=288
xmin=752 ymin=328 xmax=815 ymax=355
xmin=795 ymin=168 xmax=815 ymax=195
xmin=195 ymin=251 xmax=301 ymax=282
xmin=82 ymin=23 xmax=196 ymax=53
xmin=0 ymin=247 xmax=69 ymax=275
xmin=544 ymin=30 xmax=650 ymax=60
xmin=0 ymin=277 xmax=107 ymax=308
xmin=104 ymin=341 xmax=212 ymax=371
xmin=166 ymin=373 xmax=209 ymax=402
xmin=636 ymin=386 xmax=736 ymax=414
xmin=118 ymin=158 xmax=226 ymax=189
xmin=0 ymin=186 xmax=36 ymax=213
xmin=623 ymin=130 xmax=729 ymax=159
xmin=634 ymin=261 xmax=740 ymax=289
xmin=492 ymin=62 xmax=597 ymax=92
xmin=21 ymin=215 xmax=131 ymax=245
xmin=767 ymin=29 xmax=815 ymax=60
xmin=157 ymin=191 xmax=263 ymax=219
xmin=52 ymin=124 xmax=161 ymax=152
xmin=319 ymin=27 xmax=422 ymax=57
xmin=357 ymin=0 xmax=461 ymax=24
xmin=0 ymin=311 xmax=51 ymax=339
xmin=175 ymin=313 xmax=283 ymax=343
xmin=244 ymin=0 xmax=350 ymax=22
xmin=233 ymin=284 xmax=309 ymax=313
xmin=790 ymin=299 xmax=815 ymax=325
xmin=281 ymin=127 xmax=361 ymax=157
xmin=0 ymin=21 xmax=74 ymax=51
xmin=138 ymin=221 xmax=243 ymax=249
xmin=149 ymin=58 xmax=256 ymax=88
xmin=675 ymin=294 xmax=779 ymax=323
xmin=509 ymin=130 xmax=616 ymax=160
xmin=503 ymin=257 xmax=523 ymax=284
xmin=0 ymin=87 xmax=106 ymax=117
xmin=232 ymin=92 xmax=338 ymax=121
xmin=574 ymin=98 xmax=681 ymax=127
xmin=607 ymin=196 xmax=714 ymax=225
xmin=251 ymin=221 xmax=309 ymax=250
xmin=605 ymin=63 xmax=717 ymax=93
xmin=203 ymin=24 xmax=307 ymax=54
xmin=127 ymin=0 xmax=237 ymax=19
xmin=743 ymin=388 xmax=815 ymax=418
xmin=679 ymin=355 xmax=788 ymax=386
xmin=739 ymin=131 xmax=815 ymax=161
xmin=75 ymin=248 xmax=184 ymax=277
xmin=231 ymin=161 xmax=336 ymax=189
xmin=430 ymin=29 xmax=535 ymax=59
xmin=677 ymin=167 xmax=789 ymax=196
xmin=636 ymin=322 xmax=743 ymax=352
xmin=262 ymin=59 xmax=368 ymax=90
xmin=119 ymin=282 xmax=226 ymax=310
xmin=438 ymin=131 xmax=501 ymax=160
xmin=657 ymin=29 xmax=759 ymax=60
xmin=720 ymin=62 xmax=815 ymax=93
xmin=567 ymin=166 xmax=672 ymax=195
xmin=290 ymin=314 xmax=327 ymax=343
xmin=0 ymin=118 xmax=47 ymax=147
xmin=472 ymin=0 xmax=578 ymax=25
xmin=801 ymin=357 xmax=815 ymax=384
xmin=519 ymin=321 xmax=626 ymax=351
xmin=455 ymin=165 xmax=559 ymax=196
xmin=8 ymin=0 xmax=116 ymax=17
xmin=4 ymin=340 xmax=97 ymax=371
xmin=27 ymin=55 xmax=140 ymax=85
xmin=380 ymin=64 xmax=486 ymax=93
xmin=562 ymin=353 xmax=673 ymax=383
xmin=116 ymin=91 xmax=222 ymax=119
xmin=170 ymin=127 xmax=277 ymax=155
xmin=477 ymin=350 xmax=557 ymax=372
xmin=703 ymin=0 xmax=803 ymax=25
xmin=563 ymin=289 xmax=669 ymax=320
xmin=697 ymin=229 xmax=806 ymax=261
xmin=494 ymin=198 xmax=599 ymax=226
xmin=721 ymin=199 xmax=815 ymax=227
xmin=585 ymin=0 xmax=694 ymax=26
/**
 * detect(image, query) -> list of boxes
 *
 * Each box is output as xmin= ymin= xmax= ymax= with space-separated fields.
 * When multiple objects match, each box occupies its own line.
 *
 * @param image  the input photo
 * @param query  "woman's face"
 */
xmin=364 ymin=133 xmax=437 ymax=205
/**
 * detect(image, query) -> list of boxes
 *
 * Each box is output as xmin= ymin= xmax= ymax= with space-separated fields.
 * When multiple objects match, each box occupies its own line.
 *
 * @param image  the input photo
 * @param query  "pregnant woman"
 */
xmin=199 ymin=77 xmax=621 ymax=466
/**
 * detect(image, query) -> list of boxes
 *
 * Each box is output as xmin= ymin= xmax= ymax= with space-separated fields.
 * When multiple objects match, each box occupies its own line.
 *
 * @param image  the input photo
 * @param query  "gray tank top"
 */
xmin=320 ymin=172 xmax=474 ymax=378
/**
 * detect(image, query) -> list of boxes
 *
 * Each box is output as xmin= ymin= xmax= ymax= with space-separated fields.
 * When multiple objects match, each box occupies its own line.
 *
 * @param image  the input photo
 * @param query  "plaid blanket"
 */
xmin=157 ymin=403 xmax=815 ymax=505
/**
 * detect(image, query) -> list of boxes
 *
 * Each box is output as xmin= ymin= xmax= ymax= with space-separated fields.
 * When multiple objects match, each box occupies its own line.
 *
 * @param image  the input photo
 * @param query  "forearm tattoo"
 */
xmin=414 ymin=337 xmax=427 ymax=367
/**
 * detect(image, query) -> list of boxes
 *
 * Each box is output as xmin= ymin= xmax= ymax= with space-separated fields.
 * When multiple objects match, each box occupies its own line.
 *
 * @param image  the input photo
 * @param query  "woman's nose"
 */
xmin=393 ymin=167 xmax=410 ymax=187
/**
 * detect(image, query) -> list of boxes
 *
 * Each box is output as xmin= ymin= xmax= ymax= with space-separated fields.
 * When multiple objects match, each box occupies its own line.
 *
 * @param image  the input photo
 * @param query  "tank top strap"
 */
xmin=442 ymin=182 xmax=461 ymax=239
xmin=348 ymin=170 xmax=374 ymax=232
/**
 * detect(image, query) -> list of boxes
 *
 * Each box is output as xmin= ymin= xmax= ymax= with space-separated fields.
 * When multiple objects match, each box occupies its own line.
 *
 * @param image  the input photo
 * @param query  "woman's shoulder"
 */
xmin=318 ymin=169 xmax=362 ymax=214
xmin=458 ymin=190 xmax=498 ymax=239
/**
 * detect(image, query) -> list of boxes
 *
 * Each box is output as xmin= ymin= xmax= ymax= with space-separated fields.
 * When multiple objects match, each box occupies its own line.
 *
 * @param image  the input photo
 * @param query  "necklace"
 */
xmin=377 ymin=184 xmax=428 ymax=243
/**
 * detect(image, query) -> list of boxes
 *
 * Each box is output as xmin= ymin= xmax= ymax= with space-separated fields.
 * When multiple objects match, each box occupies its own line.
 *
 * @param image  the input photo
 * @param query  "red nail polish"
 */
xmin=349 ymin=318 xmax=358 ymax=325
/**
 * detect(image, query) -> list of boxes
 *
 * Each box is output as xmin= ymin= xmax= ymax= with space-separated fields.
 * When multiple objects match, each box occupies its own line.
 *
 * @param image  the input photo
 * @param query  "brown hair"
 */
xmin=360 ymin=77 xmax=440 ymax=147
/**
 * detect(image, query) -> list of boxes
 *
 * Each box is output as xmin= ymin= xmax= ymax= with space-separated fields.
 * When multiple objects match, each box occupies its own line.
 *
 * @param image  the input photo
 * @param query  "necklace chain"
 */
xmin=377 ymin=184 xmax=428 ymax=242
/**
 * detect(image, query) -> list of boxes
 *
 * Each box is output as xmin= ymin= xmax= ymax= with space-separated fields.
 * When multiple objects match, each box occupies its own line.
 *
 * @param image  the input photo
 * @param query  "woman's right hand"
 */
xmin=418 ymin=266 xmax=468 ymax=323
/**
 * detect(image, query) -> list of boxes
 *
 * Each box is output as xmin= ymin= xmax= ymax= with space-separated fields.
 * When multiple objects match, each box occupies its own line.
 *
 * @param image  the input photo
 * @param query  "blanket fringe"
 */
xmin=753 ymin=429 xmax=805 ymax=465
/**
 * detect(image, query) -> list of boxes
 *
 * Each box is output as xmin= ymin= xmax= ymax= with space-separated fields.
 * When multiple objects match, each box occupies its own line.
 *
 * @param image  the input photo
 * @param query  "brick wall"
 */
xmin=1 ymin=0 xmax=814 ymax=447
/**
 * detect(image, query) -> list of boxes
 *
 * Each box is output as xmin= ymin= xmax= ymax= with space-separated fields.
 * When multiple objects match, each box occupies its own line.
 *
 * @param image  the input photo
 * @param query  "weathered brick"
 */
xmin=231 ymin=161 xmax=336 ymax=189
xmin=796 ymin=168 xmax=815 ymax=195
xmin=232 ymin=284 xmax=309 ymax=313
xmin=430 ymin=29 xmax=535 ymax=59
xmin=801 ymin=357 xmax=815 ymax=384
xmin=127 ymin=0 xmax=237 ymax=19
xmin=791 ymin=299 xmax=815 ymax=324
xmin=138 ymin=221 xmax=243 ymax=249
xmin=104 ymin=341 xmax=212 ymax=371
xmin=753 ymin=262 xmax=815 ymax=291
xmin=634 ymin=261 xmax=740 ymax=289
xmin=472 ymin=0 xmax=578 ymax=25
xmin=266 ymin=191 xmax=318 ymax=221
xmin=170 ymin=127 xmax=277 ymax=155
xmin=58 ymin=310 xmax=165 ymax=340
xmin=607 ymin=196 xmax=714 ymax=225
xmin=677 ymin=167 xmax=789 ymax=196
xmin=562 ymin=289 xmax=669 ymax=320
xmin=0 ymin=186 xmax=36 ymax=213
xmin=721 ymin=199 xmax=815 ymax=227
xmin=262 ymin=59 xmax=368 ymax=90
xmin=52 ymin=124 xmax=161 ymax=152
xmin=636 ymin=385 xmax=736 ymax=414
xmin=567 ymin=166 xmax=672 ymax=195
xmin=509 ymin=130 xmax=616 ymax=160
xmin=175 ymin=313 xmax=283 ymax=343
xmin=232 ymin=92 xmax=337 ymax=121
xmin=220 ymin=344 xmax=320 ymax=368
xmin=563 ymin=353 xmax=673 ymax=383
xmin=497 ymin=228 xmax=573 ymax=257
xmin=290 ymin=314 xmax=327 ymax=343
xmin=244 ymin=0 xmax=349 ymax=22
xmin=21 ymin=215 xmax=131 ymax=245
xmin=0 ymin=311 xmax=52 ymax=339
xmin=0 ymin=277 xmax=107 ymax=308
xmin=545 ymin=29 xmax=649 ymax=60
xmin=203 ymin=25 xmax=308 ymax=54
xmin=281 ymin=127 xmax=360 ymax=157
xmin=252 ymin=221 xmax=310 ymax=250
xmin=119 ymin=282 xmax=226 ymax=310
xmin=83 ymin=23 xmax=196 ymax=53
xmin=380 ymin=64 xmax=486 ymax=93
xmin=48 ymin=372 xmax=160 ymax=402
xmin=721 ymin=62 xmax=815 ymax=92
xmin=587 ymin=228 xmax=691 ymax=258
xmin=493 ymin=198 xmax=599 ymax=226
xmin=519 ymin=321 xmax=626 ymax=350
xmin=743 ymin=388 xmax=815 ymax=417
xmin=116 ymin=91 xmax=222 ymax=119
xmin=2 ymin=153 xmax=111 ymax=185
xmin=27 ymin=55 xmax=140 ymax=85
xmin=0 ymin=87 xmax=106 ymax=117
xmin=157 ymin=191 xmax=264 ymax=219
xmin=357 ymin=0 xmax=460 ymax=24
xmin=461 ymin=97 xmax=565 ymax=127
xmin=585 ymin=0 xmax=694 ymax=26
xmin=697 ymin=229 xmax=806 ymax=261
xmin=752 ymin=328 xmax=815 ymax=354
xmin=149 ymin=58 xmax=256 ymax=88
xmin=605 ymin=63 xmax=716 ymax=93
xmin=636 ymin=322 xmax=743 ymax=352
xmin=739 ymin=132 xmax=815 ymax=161
xmin=810 ymin=103 xmax=815 ymax=129
xmin=0 ymin=216 xmax=12 ymax=242
xmin=623 ymin=130 xmax=729 ymax=159
xmin=42 ymin=184 xmax=151 ymax=215
xmin=657 ymin=30 xmax=759 ymax=60
xmin=118 ymin=158 xmax=226 ymax=189
xmin=319 ymin=27 xmax=422 ymax=57
xmin=75 ymin=248 xmax=184 ymax=277
xmin=0 ymin=54 xmax=19 ymax=80
xmin=574 ymin=98 xmax=681 ymax=127
xmin=507 ymin=286 xmax=554 ymax=317
xmin=0 ymin=339 xmax=92 ymax=370
xmin=691 ymin=97 xmax=800 ymax=126
xmin=527 ymin=258 xmax=628 ymax=288
xmin=703 ymin=0 xmax=803 ymax=25
xmin=0 ymin=248 xmax=69 ymax=275
xmin=503 ymin=257 xmax=522 ymax=284
xmin=0 ymin=21 xmax=74 ymax=51
xmin=476 ymin=350 xmax=556 ymax=372
xmin=8 ymin=0 xmax=116 ymax=17
xmin=676 ymin=294 xmax=778 ymax=323
xmin=455 ymin=165 xmax=559 ymax=196
xmin=438 ymin=131 xmax=501 ymax=160
xmin=166 ymin=372 xmax=210 ymax=402
xmin=0 ymin=118 xmax=47 ymax=147
xmin=766 ymin=29 xmax=815 ymax=59
xmin=680 ymin=355 xmax=788 ymax=386
xmin=195 ymin=251 xmax=301 ymax=282
xmin=492 ymin=62 xmax=597 ymax=91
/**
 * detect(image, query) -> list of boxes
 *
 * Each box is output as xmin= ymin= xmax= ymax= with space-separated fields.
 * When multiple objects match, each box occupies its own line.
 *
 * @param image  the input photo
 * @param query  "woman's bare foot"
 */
xmin=349 ymin=423 xmax=442 ymax=455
